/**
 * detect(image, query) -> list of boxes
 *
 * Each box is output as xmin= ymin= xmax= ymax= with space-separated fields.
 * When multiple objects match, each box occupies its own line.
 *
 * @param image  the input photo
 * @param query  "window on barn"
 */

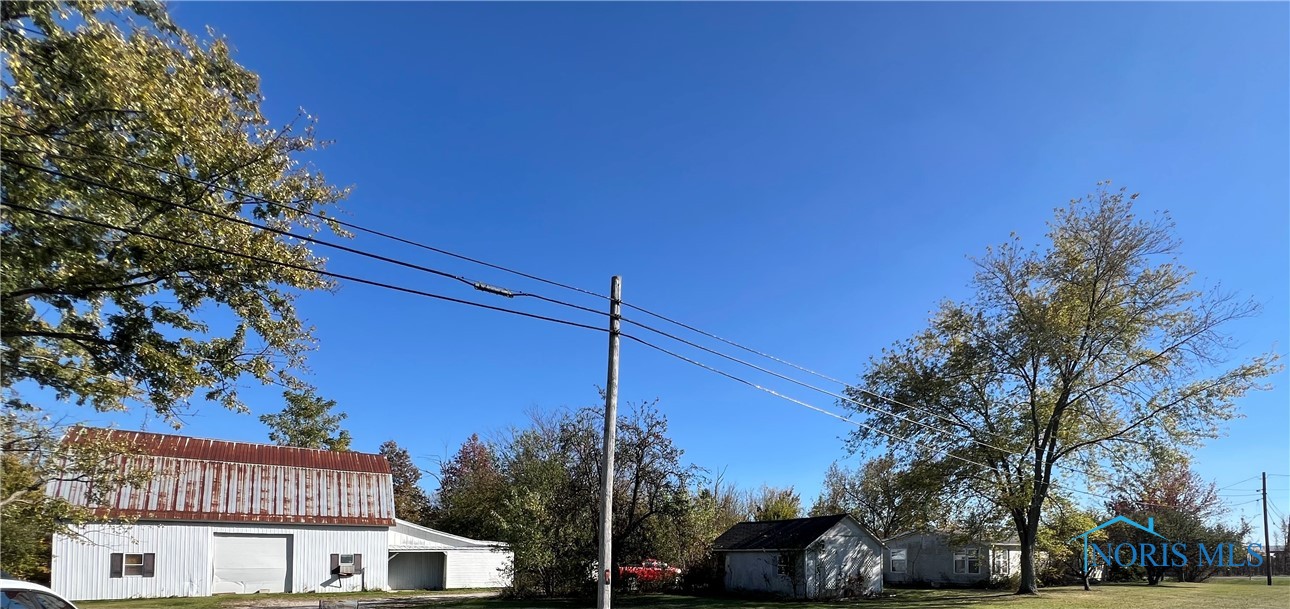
xmin=953 ymin=548 xmax=980 ymax=574
xmin=109 ymin=553 xmax=155 ymax=578
xmin=890 ymin=548 xmax=907 ymax=572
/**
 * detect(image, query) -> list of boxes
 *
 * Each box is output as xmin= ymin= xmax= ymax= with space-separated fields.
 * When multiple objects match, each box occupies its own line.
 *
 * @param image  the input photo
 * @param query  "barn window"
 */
xmin=890 ymin=548 xmax=907 ymax=573
xmin=109 ymin=553 xmax=155 ymax=578
xmin=953 ymin=548 xmax=980 ymax=574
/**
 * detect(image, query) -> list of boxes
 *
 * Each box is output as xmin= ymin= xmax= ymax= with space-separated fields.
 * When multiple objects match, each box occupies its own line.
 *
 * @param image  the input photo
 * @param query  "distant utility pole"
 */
xmin=1263 ymin=472 xmax=1272 ymax=586
xmin=597 ymin=276 xmax=622 ymax=609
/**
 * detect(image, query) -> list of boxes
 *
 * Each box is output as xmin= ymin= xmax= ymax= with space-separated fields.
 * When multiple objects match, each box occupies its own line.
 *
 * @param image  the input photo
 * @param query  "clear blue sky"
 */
xmin=60 ymin=3 xmax=1289 ymax=538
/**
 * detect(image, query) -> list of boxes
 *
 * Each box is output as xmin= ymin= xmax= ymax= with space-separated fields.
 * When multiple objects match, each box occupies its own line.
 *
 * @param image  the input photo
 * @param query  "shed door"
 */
xmin=212 ymin=534 xmax=291 ymax=594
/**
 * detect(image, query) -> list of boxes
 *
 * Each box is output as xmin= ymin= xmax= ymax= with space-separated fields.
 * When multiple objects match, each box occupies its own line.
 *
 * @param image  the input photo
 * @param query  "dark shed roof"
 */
xmin=713 ymin=514 xmax=851 ymax=551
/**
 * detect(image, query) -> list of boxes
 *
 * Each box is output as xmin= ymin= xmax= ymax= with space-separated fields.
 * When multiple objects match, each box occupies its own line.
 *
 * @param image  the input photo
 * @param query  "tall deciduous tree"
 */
xmin=260 ymin=390 xmax=351 ymax=451
xmin=380 ymin=440 xmax=432 ymax=524
xmin=843 ymin=184 xmax=1278 ymax=594
xmin=1 ymin=0 xmax=346 ymax=580
xmin=2 ymin=0 xmax=347 ymax=419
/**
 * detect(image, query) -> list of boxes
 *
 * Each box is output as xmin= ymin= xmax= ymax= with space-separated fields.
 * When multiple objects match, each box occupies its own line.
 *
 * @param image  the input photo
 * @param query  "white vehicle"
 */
xmin=0 ymin=579 xmax=78 ymax=609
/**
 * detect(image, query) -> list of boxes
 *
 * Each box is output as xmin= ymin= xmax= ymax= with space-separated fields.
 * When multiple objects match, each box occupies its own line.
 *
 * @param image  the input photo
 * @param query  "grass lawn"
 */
xmin=77 ymin=587 xmax=493 ymax=609
xmin=78 ymin=578 xmax=1290 ymax=609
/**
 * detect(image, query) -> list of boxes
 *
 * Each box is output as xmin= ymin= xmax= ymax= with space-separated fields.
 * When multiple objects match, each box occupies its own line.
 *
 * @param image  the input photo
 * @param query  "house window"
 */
xmin=776 ymin=553 xmax=793 ymax=576
xmin=109 ymin=553 xmax=155 ymax=578
xmin=890 ymin=548 xmax=907 ymax=573
xmin=953 ymin=548 xmax=980 ymax=574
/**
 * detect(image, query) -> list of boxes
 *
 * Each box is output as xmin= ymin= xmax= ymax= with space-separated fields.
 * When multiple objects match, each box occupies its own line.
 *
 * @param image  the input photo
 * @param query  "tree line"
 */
xmin=377 ymin=400 xmax=819 ymax=597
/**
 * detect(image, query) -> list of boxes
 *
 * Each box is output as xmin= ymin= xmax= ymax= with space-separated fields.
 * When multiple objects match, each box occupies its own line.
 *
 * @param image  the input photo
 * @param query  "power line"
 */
xmin=3 ymin=156 xmax=610 ymax=320
xmin=0 ymin=124 xmax=609 ymax=300
xmin=1 ymin=201 xmax=608 ymax=334
xmin=1 ymin=129 xmax=1260 ymax=511
xmin=620 ymin=331 xmax=995 ymax=471
xmin=1 ymin=128 xmax=1022 ymax=448
xmin=1218 ymin=475 xmax=1262 ymax=492
xmin=622 ymin=330 xmax=1219 ymax=510
xmin=621 ymin=315 xmax=1026 ymax=459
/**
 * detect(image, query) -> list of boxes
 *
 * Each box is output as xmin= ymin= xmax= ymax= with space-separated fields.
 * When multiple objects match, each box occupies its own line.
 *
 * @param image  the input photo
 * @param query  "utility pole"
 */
xmin=1263 ymin=472 xmax=1272 ymax=586
xmin=597 ymin=276 xmax=622 ymax=609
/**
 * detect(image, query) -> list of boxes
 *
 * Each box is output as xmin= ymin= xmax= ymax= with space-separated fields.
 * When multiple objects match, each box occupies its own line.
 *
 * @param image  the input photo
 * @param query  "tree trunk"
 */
xmin=1015 ymin=511 xmax=1041 ymax=595
xmin=1082 ymin=567 xmax=1091 ymax=591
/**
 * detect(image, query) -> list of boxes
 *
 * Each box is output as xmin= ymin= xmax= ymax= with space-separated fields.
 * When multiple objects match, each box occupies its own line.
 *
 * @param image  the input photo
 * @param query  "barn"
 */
xmin=712 ymin=514 xmax=884 ymax=599
xmin=47 ymin=428 xmax=511 ymax=601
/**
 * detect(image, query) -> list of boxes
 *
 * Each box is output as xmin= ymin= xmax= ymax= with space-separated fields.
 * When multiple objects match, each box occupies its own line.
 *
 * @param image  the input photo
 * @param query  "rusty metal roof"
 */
xmin=51 ymin=428 xmax=396 ymax=527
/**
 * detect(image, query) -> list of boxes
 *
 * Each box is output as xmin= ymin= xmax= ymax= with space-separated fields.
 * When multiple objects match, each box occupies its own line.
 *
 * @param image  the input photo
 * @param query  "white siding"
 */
xmin=722 ymin=551 xmax=803 ymax=597
xmin=805 ymin=519 xmax=883 ymax=597
xmin=444 ymin=548 xmax=513 ymax=588
xmin=52 ymin=521 xmax=388 ymax=601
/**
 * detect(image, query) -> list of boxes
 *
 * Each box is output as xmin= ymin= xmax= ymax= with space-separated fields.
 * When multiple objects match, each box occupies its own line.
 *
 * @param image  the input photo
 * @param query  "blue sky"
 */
xmin=54 ymin=3 xmax=1288 ymax=539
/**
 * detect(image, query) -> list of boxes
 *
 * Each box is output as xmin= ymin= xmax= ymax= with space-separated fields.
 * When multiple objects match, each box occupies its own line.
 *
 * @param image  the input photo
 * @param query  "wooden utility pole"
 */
xmin=597 ymin=276 xmax=622 ymax=609
xmin=1263 ymin=472 xmax=1272 ymax=585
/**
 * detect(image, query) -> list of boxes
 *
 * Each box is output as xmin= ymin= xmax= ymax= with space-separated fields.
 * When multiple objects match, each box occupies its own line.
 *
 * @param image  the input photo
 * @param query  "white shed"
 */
xmin=387 ymin=519 xmax=513 ymax=589
xmin=712 ymin=514 xmax=884 ymax=598
xmin=48 ymin=428 xmax=396 ymax=601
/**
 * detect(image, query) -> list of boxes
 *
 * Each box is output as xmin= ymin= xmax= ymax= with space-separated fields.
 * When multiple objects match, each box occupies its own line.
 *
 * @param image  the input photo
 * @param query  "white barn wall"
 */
xmin=444 ymin=548 xmax=513 ymax=588
xmin=52 ymin=521 xmax=388 ymax=601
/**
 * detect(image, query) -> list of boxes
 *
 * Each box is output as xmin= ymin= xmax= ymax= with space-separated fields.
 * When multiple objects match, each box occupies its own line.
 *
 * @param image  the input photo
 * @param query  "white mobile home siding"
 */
xmin=52 ymin=521 xmax=388 ymax=601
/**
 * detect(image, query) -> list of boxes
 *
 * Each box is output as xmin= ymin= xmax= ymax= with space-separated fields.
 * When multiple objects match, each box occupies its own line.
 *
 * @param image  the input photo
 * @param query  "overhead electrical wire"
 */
xmin=1 ymin=127 xmax=1018 ymax=447
xmin=0 ymin=148 xmax=1155 ymax=497
xmin=0 ymin=201 xmax=607 ymax=334
xmin=623 ymin=331 xmax=1228 ymax=512
xmin=0 ymin=131 xmax=1249 ymax=510
xmin=2 ymin=156 xmax=611 ymax=320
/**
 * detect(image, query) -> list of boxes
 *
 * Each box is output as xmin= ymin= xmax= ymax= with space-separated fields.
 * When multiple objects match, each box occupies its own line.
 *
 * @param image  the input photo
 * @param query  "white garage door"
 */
xmin=213 ymin=534 xmax=291 ymax=594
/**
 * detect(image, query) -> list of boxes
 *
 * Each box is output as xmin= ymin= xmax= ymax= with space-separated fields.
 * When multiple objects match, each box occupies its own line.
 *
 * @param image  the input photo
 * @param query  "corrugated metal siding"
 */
xmin=52 ymin=522 xmax=389 ymax=601
xmin=50 ymin=429 xmax=395 ymax=526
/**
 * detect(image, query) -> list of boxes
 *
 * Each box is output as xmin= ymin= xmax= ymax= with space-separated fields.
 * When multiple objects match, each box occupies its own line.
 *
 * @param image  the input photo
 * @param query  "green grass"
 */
xmin=77 ymin=579 xmax=1290 ymax=609
xmin=78 ymin=587 xmax=492 ymax=609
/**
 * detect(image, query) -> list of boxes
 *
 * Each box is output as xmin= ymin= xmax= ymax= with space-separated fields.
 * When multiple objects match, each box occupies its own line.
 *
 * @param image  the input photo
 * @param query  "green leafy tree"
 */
xmin=1 ymin=0 xmax=346 ymax=580
xmin=0 ymin=420 xmax=149 ymax=582
xmin=1107 ymin=459 xmax=1244 ymax=584
xmin=260 ymin=389 xmax=351 ymax=451
xmin=843 ymin=183 xmax=1278 ymax=594
xmin=809 ymin=457 xmax=944 ymax=538
xmin=380 ymin=440 xmax=433 ymax=524
xmin=750 ymin=485 xmax=802 ymax=521
xmin=1 ymin=0 xmax=347 ymax=418
xmin=1036 ymin=496 xmax=1105 ymax=589
xmin=432 ymin=433 xmax=505 ymax=540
